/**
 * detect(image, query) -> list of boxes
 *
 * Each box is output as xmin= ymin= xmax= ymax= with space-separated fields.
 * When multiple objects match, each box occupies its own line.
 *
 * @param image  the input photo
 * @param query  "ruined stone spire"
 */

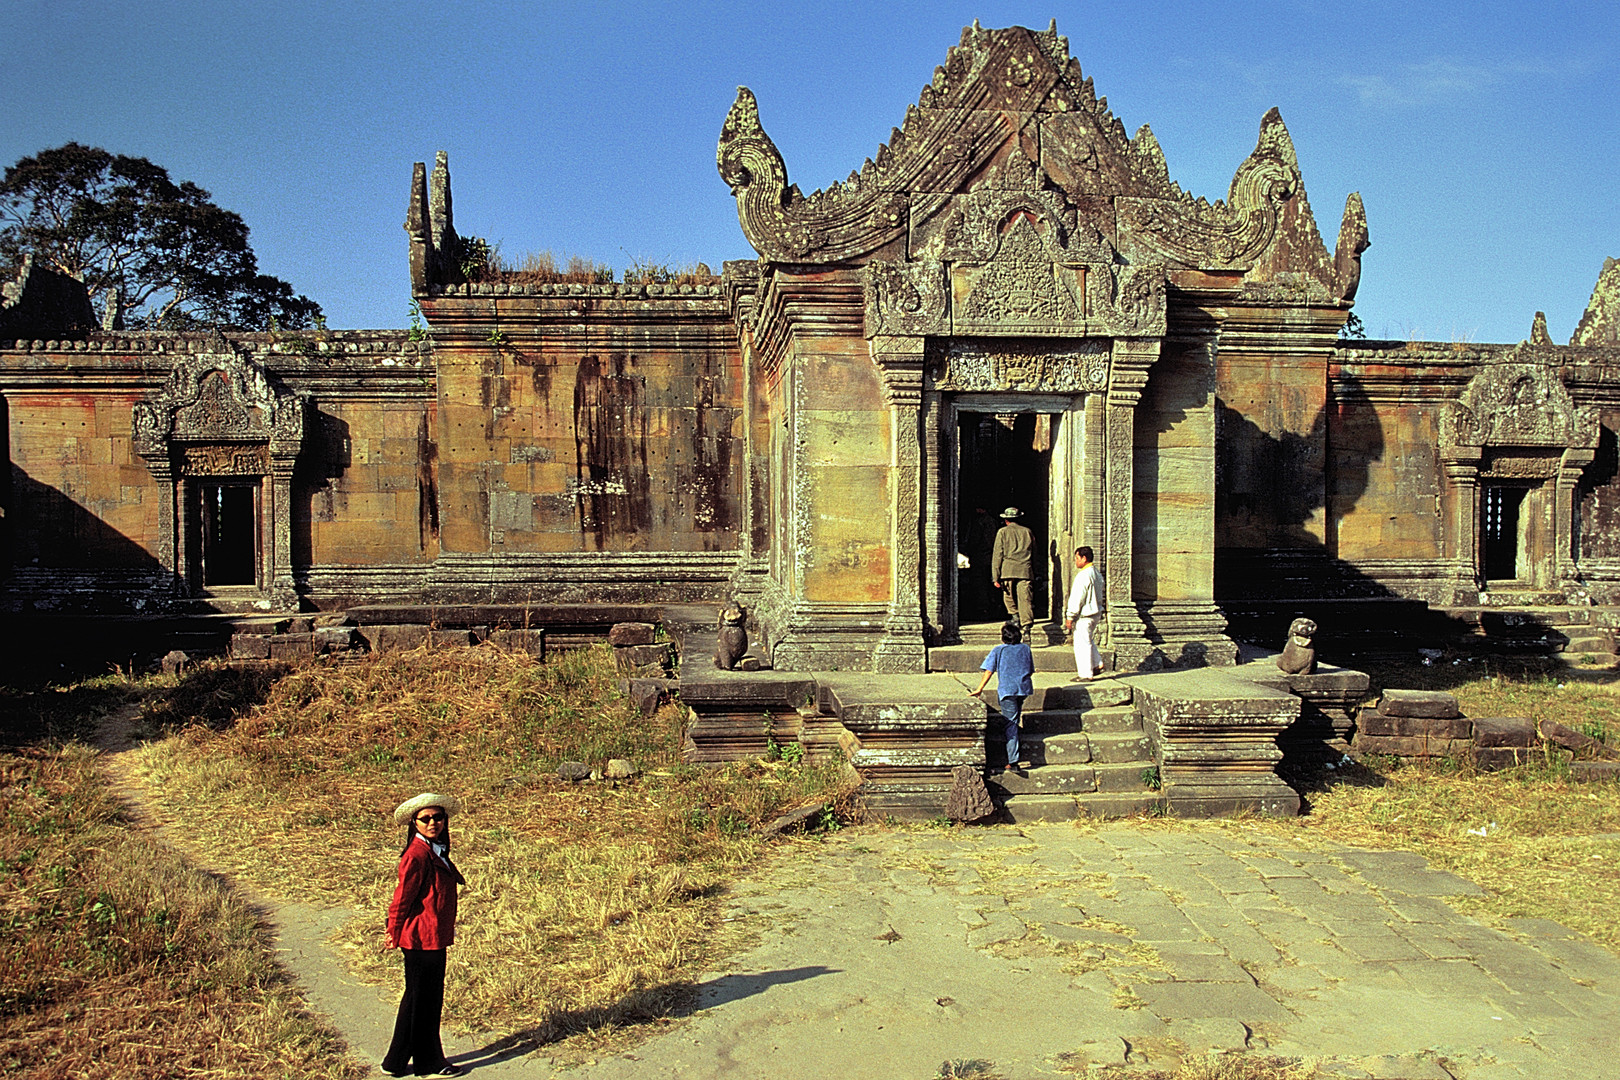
xmin=1570 ymin=257 xmax=1620 ymax=346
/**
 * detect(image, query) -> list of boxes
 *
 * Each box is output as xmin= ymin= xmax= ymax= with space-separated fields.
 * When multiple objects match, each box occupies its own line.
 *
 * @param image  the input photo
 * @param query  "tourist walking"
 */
xmin=990 ymin=506 xmax=1035 ymax=640
xmin=1063 ymin=546 xmax=1105 ymax=681
xmin=969 ymin=622 xmax=1036 ymax=773
xmin=382 ymin=792 xmax=468 ymax=1078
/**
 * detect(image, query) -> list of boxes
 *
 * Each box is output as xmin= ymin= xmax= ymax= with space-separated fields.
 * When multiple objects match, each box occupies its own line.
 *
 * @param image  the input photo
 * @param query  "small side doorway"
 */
xmin=956 ymin=411 xmax=1054 ymax=626
xmin=188 ymin=481 xmax=261 ymax=588
xmin=1481 ymin=484 xmax=1527 ymax=583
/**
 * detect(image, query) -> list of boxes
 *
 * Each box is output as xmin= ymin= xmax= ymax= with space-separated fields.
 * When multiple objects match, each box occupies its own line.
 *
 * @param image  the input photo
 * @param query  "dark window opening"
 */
xmin=1481 ymin=484 xmax=1525 ymax=581
xmin=199 ymin=483 xmax=258 ymax=586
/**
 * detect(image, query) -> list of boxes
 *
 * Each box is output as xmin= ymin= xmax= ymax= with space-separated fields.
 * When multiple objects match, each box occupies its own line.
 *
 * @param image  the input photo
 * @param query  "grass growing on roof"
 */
xmin=0 ymin=742 xmax=361 ymax=1079
xmin=134 ymin=643 xmax=854 ymax=1041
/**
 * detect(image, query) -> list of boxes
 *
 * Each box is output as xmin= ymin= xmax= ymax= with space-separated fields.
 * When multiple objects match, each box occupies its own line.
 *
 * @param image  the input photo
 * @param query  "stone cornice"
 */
xmin=752 ymin=272 xmax=866 ymax=384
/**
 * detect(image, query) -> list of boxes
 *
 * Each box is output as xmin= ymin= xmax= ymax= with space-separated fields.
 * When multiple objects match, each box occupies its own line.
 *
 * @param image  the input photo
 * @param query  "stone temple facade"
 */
xmin=3 ymin=23 xmax=1619 ymax=675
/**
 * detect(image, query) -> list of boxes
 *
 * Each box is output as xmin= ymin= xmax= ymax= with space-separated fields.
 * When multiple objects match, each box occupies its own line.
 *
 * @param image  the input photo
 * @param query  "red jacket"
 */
xmin=386 ymin=836 xmax=459 ymax=950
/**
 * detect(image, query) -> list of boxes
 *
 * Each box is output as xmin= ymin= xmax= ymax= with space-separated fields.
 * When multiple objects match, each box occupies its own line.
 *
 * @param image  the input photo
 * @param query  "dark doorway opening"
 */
xmin=956 ymin=411 xmax=1053 ymax=625
xmin=196 ymin=482 xmax=259 ymax=586
xmin=1481 ymin=484 xmax=1526 ymax=582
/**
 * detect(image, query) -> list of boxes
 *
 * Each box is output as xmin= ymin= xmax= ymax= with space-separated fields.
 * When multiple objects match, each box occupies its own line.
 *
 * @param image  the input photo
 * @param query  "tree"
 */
xmin=0 ymin=143 xmax=322 ymax=331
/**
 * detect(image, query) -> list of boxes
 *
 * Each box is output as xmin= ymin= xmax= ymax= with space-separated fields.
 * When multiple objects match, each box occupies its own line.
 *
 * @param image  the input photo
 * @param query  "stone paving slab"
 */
xmin=564 ymin=822 xmax=1618 ymax=1079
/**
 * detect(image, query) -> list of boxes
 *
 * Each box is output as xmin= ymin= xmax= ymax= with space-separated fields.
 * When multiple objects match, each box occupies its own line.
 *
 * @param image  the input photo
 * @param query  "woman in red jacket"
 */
xmin=381 ymin=792 xmax=467 ymax=1078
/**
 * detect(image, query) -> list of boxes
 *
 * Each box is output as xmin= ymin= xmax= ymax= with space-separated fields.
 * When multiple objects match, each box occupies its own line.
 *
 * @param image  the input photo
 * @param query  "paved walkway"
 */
xmin=572 ymin=824 xmax=1618 ymax=1080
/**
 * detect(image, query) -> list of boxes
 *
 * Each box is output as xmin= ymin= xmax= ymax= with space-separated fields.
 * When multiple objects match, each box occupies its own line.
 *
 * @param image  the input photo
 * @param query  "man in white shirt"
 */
xmin=1062 ymin=546 xmax=1105 ymax=681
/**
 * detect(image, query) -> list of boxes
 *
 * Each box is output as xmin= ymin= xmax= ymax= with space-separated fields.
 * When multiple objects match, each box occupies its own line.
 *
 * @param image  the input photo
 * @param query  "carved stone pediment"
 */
xmin=718 ymin=22 xmax=1360 ymax=295
xmin=1440 ymin=363 xmax=1598 ymax=452
xmin=866 ymin=218 xmax=1165 ymax=341
xmin=133 ymin=339 xmax=305 ymax=468
xmin=931 ymin=339 xmax=1108 ymax=394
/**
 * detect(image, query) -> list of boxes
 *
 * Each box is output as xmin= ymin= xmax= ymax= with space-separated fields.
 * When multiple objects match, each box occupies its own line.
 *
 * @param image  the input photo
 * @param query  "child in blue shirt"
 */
xmin=969 ymin=622 xmax=1036 ymax=774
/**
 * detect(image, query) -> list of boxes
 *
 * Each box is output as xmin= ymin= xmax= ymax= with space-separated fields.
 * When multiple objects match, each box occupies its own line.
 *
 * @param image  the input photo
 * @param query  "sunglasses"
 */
xmin=415 ymin=813 xmax=448 ymax=825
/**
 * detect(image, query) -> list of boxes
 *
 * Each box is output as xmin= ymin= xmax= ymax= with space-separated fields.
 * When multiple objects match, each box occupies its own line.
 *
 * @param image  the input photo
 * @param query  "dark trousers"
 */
xmin=381 ymin=947 xmax=447 ymax=1075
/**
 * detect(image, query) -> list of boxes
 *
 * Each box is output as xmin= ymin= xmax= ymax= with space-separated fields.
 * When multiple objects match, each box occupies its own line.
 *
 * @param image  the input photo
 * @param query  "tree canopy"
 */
xmin=0 ymin=143 xmax=322 ymax=331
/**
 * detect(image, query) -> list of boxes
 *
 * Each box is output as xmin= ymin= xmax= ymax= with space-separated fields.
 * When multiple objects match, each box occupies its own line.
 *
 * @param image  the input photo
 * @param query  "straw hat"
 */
xmin=393 ymin=792 xmax=464 ymax=826
xmin=1000 ymin=506 xmax=1022 ymax=519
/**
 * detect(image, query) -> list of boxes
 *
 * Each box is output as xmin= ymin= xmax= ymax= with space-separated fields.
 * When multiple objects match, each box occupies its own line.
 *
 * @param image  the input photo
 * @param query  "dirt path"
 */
xmin=91 ymin=700 xmax=555 ymax=1078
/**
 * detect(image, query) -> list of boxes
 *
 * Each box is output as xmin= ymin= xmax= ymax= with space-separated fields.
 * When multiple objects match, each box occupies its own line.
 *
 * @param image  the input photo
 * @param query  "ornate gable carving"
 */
xmin=960 ymin=217 xmax=1079 ymax=328
xmin=1441 ymin=363 xmax=1598 ymax=452
xmin=133 ymin=336 xmax=306 ymax=468
xmin=718 ymin=21 xmax=1366 ymax=301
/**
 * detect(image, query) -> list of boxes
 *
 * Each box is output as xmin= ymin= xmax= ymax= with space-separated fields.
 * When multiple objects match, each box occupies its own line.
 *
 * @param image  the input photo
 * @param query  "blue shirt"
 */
xmin=981 ymin=643 xmax=1035 ymax=699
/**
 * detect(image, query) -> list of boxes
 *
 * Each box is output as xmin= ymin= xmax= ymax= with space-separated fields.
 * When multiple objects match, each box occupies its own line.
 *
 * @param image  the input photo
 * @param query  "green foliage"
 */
xmin=781 ymin=741 xmax=805 ymax=766
xmin=1338 ymin=311 xmax=1366 ymax=340
xmin=451 ymin=234 xmax=493 ymax=281
xmin=1140 ymin=765 xmax=1161 ymax=791
xmin=407 ymin=300 xmax=427 ymax=341
xmin=0 ymin=142 xmax=322 ymax=330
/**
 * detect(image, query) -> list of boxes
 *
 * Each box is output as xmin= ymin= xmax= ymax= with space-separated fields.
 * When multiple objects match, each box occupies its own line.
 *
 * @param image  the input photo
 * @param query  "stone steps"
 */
xmin=997 ymin=792 xmax=1164 ymax=823
xmin=1028 ymin=730 xmax=1154 ymax=765
xmin=1021 ymin=704 xmax=1140 ymax=735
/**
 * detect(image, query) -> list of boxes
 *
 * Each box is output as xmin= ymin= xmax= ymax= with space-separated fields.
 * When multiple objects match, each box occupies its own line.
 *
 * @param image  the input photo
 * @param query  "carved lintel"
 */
xmin=933 ymin=339 xmax=1108 ymax=395
xmin=178 ymin=444 xmax=271 ymax=477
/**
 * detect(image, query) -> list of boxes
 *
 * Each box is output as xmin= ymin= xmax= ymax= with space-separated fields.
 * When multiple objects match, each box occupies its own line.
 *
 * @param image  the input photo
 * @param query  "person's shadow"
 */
xmin=449 ymin=965 xmax=839 ymax=1071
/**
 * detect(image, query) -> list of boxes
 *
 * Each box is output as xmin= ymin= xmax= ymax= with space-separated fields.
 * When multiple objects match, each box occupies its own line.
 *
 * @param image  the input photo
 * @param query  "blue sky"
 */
xmin=2 ymin=0 xmax=1615 ymax=343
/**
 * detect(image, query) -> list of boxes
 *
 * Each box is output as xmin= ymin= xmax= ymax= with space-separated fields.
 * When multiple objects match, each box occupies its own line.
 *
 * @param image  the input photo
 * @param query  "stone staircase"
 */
xmin=928 ymin=624 xmax=1161 ymax=821
xmin=985 ymin=674 xmax=1161 ymax=821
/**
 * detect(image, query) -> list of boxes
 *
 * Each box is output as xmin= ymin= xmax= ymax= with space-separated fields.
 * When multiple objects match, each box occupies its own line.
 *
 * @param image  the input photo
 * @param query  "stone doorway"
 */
xmin=192 ymin=481 xmax=261 ymax=588
xmin=1481 ymin=483 xmax=1528 ymax=583
xmin=956 ymin=411 xmax=1054 ymax=625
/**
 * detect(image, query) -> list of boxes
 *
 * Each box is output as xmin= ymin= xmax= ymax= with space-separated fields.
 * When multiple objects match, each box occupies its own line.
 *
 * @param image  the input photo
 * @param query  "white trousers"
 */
xmin=1072 ymin=615 xmax=1102 ymax=678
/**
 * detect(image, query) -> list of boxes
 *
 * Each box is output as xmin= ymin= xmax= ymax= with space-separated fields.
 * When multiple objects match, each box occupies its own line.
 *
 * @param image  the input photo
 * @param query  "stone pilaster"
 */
xmin=1104 ymin=338 xmax=1157 ymax=669
xmin=1441 ymin=448 xmax=1483 ymax=602
xmin=269 ymin=460 xmax=298 ymax=607
xmin=921 ymin=390 xmax=953 ymax=643
xmin=872 ymin=335 xmax=928 ymax=672
xmin=1558 ymin=447 xmax=1597 ymax=596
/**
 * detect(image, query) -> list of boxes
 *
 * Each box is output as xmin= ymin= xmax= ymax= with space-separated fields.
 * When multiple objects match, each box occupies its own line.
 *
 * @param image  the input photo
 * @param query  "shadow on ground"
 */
xmin=451 ymin=966 xmax=840 ymax=1070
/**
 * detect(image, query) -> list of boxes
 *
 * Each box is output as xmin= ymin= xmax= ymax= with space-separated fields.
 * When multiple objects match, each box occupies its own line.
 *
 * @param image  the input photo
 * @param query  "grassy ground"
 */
xmin=0 ymin=736 xmax=361 ymax=1079
xmin=133 ymin=644 xmax=855 ymax=1047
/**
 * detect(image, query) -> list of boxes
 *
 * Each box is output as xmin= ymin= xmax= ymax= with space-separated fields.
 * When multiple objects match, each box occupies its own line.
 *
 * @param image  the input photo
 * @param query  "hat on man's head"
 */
xmin=393 ymin=792 xmax=464 ymax=826
xmin=1000 ymin=506 xmax=1021 ymax=519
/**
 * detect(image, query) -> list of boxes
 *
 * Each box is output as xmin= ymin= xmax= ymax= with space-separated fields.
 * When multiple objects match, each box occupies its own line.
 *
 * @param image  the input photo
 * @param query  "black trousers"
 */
xmin=381 ymin=947 xmax=447 ymax=1075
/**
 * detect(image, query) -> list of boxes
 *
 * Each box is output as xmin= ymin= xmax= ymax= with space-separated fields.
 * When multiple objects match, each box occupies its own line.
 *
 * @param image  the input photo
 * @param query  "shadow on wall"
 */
xmin=1212 ymin=372 xmax=1479 ymax=655
xmin=1578 ymin=424 xmax=1620 ymax=559
xmin=292 ymin=408 xmax=354 ymax=567
xmin=6 ymin=464 xmax=165 ymax=573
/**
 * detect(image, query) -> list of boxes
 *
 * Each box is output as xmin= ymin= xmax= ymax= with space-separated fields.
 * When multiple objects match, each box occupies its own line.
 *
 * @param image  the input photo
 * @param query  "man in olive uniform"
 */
xmin=990 ymin=506 xmax=1035 ymax=639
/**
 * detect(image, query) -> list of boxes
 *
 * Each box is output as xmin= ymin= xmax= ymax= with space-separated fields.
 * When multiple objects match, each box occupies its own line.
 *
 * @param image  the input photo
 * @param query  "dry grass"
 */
xmin=1239 ymin=660 xmax=1620 ymax=950
xmin=133 ymin=644 xmax=854 ymax=1046
xmin=0 ymin=743 xmax=361 ymax=1079
xmin=1067 ymin=1055 xmax=1315 ymax=1079
xmin=489 ymin=249 xmax=615 ymax=285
